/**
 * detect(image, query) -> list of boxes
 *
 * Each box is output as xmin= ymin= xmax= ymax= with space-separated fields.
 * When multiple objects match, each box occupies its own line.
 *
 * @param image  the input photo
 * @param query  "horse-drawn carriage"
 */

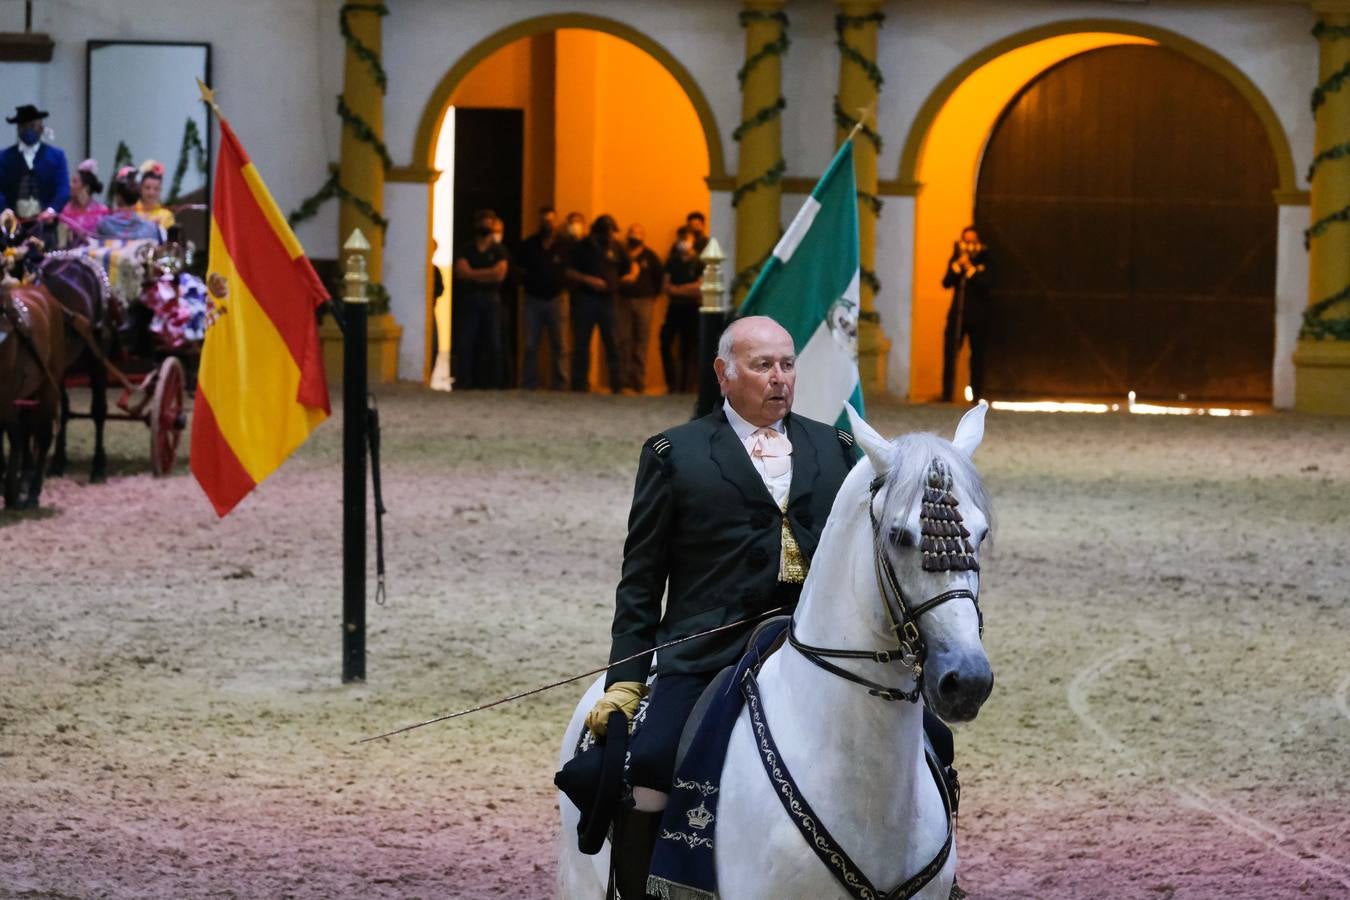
xmin=1 ymin=217 xmax=206 ymax=506
xmin=52 ymin=239 xmax=200 ymax=478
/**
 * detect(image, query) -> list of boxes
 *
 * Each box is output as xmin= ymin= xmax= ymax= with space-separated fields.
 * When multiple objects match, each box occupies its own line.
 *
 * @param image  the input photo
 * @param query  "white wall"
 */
xmin=384 ymin=181 xmax=429 ymax=381
xmin=1274 ymin=205 xmax=1311 ymax=409
xmin=0 ymin=0 xmax=339 ymax=255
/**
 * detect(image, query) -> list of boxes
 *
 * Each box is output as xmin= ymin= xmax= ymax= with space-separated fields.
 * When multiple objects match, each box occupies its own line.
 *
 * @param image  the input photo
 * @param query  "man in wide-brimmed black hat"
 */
xmin=0 ymin=104 xmax=71 ymax=227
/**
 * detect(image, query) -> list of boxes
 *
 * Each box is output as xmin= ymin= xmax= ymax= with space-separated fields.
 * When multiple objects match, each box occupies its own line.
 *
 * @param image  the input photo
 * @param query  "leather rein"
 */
xmin=787 ymin=474 xmax=983 ymax=703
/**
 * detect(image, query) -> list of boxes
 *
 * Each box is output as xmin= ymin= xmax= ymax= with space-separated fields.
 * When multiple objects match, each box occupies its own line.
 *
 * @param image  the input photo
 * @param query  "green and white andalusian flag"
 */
xmin=739 ymin=138 xmax=864 ymax=428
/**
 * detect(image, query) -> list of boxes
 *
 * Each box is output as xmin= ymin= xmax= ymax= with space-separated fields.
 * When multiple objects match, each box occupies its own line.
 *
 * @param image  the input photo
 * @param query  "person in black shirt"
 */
xmin=565 ymin=214 xmax=628 ymax=394
xmin=660 ymin=226 xmax=703 ymax=393
xmin=490 ymin=214 xmax=517 ymax=388
xmin=517 ymin=206 xmax=568 ymax=390
xmin=452 ymin=209 xmax=509 ymax=389
xmin=616 ymin=223 xmax=663 ymax=395
xmin=684 ymin=211 xmax=709 ymax=255
xmin=940 ymin=226 xmax=991 ymax=402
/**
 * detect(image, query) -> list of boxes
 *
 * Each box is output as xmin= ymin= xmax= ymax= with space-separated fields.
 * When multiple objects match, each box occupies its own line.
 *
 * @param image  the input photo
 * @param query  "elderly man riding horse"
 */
xmin=558 ymin=316 xmax=957 ymax=897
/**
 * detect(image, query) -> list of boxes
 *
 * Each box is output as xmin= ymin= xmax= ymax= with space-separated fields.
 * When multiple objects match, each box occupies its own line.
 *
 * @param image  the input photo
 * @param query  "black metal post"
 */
xmin=342 ymin=232 xmax=369 ymax=683
xmin=694 ymin=307 xmax=728 ymax=419
xmin=692 ymin=237 xmax=729 ymax=420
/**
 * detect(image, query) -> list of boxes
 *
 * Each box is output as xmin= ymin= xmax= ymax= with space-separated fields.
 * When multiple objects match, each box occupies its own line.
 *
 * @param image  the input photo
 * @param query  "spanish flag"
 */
xmin=190 ymin=117 xmax=330 ymax=517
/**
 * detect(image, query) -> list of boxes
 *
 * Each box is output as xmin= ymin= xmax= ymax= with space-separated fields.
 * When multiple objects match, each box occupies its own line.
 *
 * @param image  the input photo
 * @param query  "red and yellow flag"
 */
xmin=190 ymin=117 xmax=330 ymax=517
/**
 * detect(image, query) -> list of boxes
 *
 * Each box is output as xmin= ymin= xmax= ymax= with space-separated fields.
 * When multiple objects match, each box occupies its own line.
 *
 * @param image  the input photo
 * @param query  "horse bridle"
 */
xmin=787 ymin=472 xmax=983 ymax=703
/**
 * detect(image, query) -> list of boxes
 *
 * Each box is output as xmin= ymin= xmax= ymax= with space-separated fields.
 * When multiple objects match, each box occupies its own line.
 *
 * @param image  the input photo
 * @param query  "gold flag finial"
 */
xmin=845 ymin=99 xmax=878 ymax=145
xmin=197 ymin=78 xmax=222 ymax=118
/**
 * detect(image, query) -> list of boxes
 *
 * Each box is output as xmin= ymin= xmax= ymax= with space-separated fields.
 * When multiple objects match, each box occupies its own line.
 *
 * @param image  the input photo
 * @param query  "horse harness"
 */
xmin=0 ymin=291 xmax=60 ymax=393
xmin=750 ymin=460 xmax=982 ymax=900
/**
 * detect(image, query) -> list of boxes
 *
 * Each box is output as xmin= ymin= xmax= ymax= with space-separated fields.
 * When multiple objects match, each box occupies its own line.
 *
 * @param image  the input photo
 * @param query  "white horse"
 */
xmin=559 ymin=405 xmax=995 ymax=899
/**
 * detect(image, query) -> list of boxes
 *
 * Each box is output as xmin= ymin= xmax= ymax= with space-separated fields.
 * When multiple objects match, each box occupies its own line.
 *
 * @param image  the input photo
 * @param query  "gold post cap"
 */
xmin=344 ymin=228 xmax=371 ymax=253
xmin=700 ymin=237 xmax=725 ymax=265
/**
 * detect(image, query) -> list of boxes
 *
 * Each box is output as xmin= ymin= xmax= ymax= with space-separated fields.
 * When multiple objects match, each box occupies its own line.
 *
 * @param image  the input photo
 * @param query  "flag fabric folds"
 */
xmin=190 ymin=118 xmax=330 ymax=517
xmin=738 ymin=139 xmax=865 ymax=428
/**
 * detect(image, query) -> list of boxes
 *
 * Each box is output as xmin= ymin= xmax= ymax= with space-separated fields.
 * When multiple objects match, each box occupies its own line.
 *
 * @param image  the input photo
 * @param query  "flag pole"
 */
xmin=341 ymin=229 xmax=371 ymax=683
xmin=843 ymin=100 xmax=877 ymax=147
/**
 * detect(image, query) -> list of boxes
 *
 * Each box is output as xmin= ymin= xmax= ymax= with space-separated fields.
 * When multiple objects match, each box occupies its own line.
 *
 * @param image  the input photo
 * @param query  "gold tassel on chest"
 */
xmin=778 ymin=502 xmax=806 ymax=583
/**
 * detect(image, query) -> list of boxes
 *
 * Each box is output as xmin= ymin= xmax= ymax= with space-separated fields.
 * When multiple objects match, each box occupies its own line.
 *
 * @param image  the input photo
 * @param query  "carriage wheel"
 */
xmin=148 ymin=357 xmax=186 ymax=476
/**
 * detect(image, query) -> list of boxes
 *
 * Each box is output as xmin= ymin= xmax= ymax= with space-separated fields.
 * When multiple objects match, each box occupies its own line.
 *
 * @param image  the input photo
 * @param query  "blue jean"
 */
xmin=570 ymin=292 xmax=622 ymax=393
xmin=522 ymin=294 xmax=565 ymax=389
xmin=454 ymin=292 xmax=501 ymax=389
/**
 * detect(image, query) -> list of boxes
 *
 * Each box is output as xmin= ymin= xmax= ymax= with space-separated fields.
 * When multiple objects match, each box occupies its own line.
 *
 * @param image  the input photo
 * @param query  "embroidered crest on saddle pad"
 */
xmin=919 ymin=459 xmax=978 ymax=573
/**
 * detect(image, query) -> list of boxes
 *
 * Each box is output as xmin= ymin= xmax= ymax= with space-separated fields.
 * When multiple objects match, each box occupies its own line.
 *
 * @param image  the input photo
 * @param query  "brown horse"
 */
xmin=0 ymin=282 xmax=65 ymax=508
xmin=37 ymin=250 xmax=113 ymax=483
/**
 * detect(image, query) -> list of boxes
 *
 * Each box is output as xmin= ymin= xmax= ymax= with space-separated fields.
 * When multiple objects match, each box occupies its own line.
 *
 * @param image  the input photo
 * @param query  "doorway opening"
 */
xmin=426 ymin=26 xmax=712 ymax=391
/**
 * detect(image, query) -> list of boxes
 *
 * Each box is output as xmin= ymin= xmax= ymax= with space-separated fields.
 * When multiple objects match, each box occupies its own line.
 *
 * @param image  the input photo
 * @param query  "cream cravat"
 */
xmin=744 ymin=426 xmax=792 ymax=478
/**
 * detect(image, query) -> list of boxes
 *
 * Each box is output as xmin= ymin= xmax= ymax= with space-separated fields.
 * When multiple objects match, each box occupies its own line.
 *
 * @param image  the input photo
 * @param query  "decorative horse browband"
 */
xmin=920 ymin=459 xmax=978 ymax=572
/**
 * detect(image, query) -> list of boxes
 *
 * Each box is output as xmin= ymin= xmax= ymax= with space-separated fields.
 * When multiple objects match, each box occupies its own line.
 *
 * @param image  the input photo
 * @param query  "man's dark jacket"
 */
xmin=0 ymin=143 xmax=70 ymax=214
xmin=605 ymin=407 xmax=857 ymax=686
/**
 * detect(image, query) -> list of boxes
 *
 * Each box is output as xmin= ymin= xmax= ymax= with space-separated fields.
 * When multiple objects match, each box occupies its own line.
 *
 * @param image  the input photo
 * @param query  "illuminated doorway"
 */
xmin=425 ymin=26 xmax=713 ymax=391
xmin=901 ymin=23 xmax=1298 ymax=403
xmin=974 ymin=45 xmax=1277 ymax=401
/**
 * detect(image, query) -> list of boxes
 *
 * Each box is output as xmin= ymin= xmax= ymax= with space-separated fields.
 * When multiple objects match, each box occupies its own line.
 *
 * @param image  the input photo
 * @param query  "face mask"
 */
xmin=568 ymin=223 xmax=584 ymax=238
xmin=18 ymin=126 xmax=40 ymax=145
xmin=540 ymin=223 xmax=554 ymax=236
xmin=626 ymin=237 xmax=641 ymax=249
xmin=678 ymin=241 xmax=692 ymax=253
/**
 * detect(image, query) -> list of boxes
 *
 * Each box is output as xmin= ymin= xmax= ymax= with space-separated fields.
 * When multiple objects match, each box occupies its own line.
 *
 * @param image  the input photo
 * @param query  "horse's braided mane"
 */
xmin=877 ymin=432 xmax=993 ymax=551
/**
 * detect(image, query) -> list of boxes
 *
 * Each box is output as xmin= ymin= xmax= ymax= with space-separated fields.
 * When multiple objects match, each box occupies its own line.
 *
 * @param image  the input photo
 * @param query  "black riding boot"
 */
xmin=612 ymin=809 xmax=662 ymax=899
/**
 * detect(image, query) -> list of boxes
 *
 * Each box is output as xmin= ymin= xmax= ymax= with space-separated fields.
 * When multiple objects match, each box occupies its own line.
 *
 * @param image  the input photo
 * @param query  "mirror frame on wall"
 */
xmin=84 ymin=39 xmax=214 ymax=221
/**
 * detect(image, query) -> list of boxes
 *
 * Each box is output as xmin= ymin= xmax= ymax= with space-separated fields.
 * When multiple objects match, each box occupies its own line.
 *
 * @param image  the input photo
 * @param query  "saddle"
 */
xmin=674 ymin=614 xmax=791 ymax=773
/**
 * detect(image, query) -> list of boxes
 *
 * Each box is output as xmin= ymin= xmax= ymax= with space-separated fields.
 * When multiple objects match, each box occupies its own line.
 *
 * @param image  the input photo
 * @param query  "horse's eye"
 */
xmin=894 ymin=529 xmax=915 ymax=547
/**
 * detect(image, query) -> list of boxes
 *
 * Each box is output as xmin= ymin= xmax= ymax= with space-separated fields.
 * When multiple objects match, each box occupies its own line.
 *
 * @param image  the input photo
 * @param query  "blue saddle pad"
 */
xmin=646 ymin=618 xmax=790 ymax=900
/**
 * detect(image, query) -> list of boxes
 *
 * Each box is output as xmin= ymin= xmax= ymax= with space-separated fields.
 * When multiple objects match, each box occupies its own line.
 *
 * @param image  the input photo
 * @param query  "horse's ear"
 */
xmin=845 ymin=404 xmax=895 ymax=475
xmin=952 ymin=400 xmax=989 ymax=457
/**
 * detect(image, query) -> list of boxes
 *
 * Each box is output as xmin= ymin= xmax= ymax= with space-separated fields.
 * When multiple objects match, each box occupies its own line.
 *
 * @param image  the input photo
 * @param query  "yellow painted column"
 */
xmin=732 ymin=0 xmax=788 ymax=303
xmin=338 ymin=3 xmax=387 ymax=288
xmin=1296 ymin=0 xmax=1350 ymax=414
xmin=835 ymin=0 xmax=890 ymax=397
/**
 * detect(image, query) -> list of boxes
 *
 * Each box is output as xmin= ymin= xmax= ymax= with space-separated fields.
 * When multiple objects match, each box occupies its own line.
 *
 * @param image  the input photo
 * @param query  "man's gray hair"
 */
xmin=717 ymin=324 xmax=739 ymax=379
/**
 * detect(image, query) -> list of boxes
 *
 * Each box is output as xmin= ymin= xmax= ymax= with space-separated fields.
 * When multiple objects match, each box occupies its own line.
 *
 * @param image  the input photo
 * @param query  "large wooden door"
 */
xmin=974 ymin=45 xmax=1277 ymax=401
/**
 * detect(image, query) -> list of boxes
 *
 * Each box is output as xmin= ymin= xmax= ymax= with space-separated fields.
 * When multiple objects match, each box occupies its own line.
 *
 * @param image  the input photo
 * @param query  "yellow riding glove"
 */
xmin=585 ymin=681 xmax=649 ymax=737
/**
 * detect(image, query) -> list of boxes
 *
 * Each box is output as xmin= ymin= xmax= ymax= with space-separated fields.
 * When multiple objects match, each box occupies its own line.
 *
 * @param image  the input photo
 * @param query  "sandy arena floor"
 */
xmin=1 ymin=386 xmax=1348 ymax=899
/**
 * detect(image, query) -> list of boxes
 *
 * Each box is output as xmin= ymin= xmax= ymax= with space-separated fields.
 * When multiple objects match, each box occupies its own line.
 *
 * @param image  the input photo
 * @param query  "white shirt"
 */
xmin=19 ymin=140 xmax=39 ymax=169
xmin=724 ymin=399 xmax=791 ymax=507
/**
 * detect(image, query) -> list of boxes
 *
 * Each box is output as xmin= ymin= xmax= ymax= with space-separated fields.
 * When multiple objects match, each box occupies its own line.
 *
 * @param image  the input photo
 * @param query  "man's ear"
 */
xmin=845 ymin=404 xmax=894 ymax=476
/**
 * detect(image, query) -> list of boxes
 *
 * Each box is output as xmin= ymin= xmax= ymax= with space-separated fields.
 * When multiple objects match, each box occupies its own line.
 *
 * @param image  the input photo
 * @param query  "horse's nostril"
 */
xmin=938 ymin=672 xmax=961 ymax=699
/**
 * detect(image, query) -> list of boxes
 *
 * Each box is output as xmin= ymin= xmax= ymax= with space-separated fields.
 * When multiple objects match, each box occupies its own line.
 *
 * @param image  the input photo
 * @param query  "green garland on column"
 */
xmin=336 ymin=95 xmax=394 ymax=170
xmin=835 ymin=8 xmax=884 ymax=299
xmin=167 ymin=118 xmax=208 ymax=204
xmin=1304 ymin=18 xmax=1350 ymax=340
xmin=341 ymin=2 xmax=389 ymax=91
xmin=287 ymin=3 xmax=390 ymax=231
xmin=732 ymin=7 xmax=790 ymax=293
xmin=729 ymin=240 xmax=777 ymax=298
